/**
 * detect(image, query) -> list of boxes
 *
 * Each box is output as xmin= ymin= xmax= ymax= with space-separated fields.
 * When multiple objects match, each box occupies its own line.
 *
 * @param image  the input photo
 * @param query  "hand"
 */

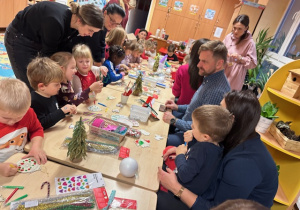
xmin=23 ymin=146 xmax=47 ymax=165
xmin=176 ymin=144 xmax=187 ymax=155
xmin=0 ymin=163 xmax=18 ymax=177
xmin=162 ymin=146 xmax=176 ymax=161
xmin=163 ymin=111 xmax=175 ymax=124
xmin=100 ymin=66 xmax=108 ymax=77
xmin=184 ymin=130 xmax=193 ymax=143
xmin=230 ymin=53 xmax=242 ymax=63
xmin=62 ymin=104 xmax=77 ymax=114
xmin=120 ymin=72 xmax=125 ymax=78
xmin=90 ymin=81 xmax=103 ymax=93
xmin=119 ymin=64 xmax=129 ymax=71
xmin=165 ymin=100 xmax=178 ymax=111
xmin=157 ymin=167 xmax=182 ymax=194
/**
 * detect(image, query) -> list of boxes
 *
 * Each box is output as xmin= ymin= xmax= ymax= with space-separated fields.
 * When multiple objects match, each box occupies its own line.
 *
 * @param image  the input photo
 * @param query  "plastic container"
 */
xmin=148 ymin=57 xmax=155 ymax=69
xmin=144 ymin=77 xmax=157 ymax=88
xmin=121 ymin=93 xmax=129 ymax=104
xmin=155 ymin=28 xmax=160 ymax=38
xmin=130 ymin=105 xmax=151 ymax=122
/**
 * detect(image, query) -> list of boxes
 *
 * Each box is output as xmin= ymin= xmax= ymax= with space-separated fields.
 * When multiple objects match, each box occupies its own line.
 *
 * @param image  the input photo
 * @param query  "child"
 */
xmin=167 ymin=44 xmax=179 ymax=62
xmin=105 ymin=27 xmax=127 ymax=59
xmin=51 ymin=52 xmax=103 ymax=107
xmin=27 ymin=57 xmax=77 ymax=130
xmin=129 ymin=41 xmax=144 ymax=65
xmin=72 ymin=44 xmax=105 ymax=100
xmin=121 ymin=39 xmax=135 ymax=67
xmin=182 ymin=54 xmax=190 ymax=65
xmin=0 ymin=78 xmax=47 ymax=177
xmin=162 ymin=105 xmax=233 ymax=196
xmin=103 ymin=45 xmax=126 ymax=87
xmin=144 ymin=40 xmax=156 ymax=58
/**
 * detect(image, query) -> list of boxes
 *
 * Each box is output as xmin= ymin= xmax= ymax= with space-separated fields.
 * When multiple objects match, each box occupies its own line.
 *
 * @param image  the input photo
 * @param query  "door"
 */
xmin=155 ymin=0 xmax=173 ymax=12
xmin=199 ymin=0 xmax=224 ymax=25
xmin=149 ymin=9 xmax=167 ymax=35
xmin=169 ymin=0 xmax=190 ymax=16
xmin=176 ymin=18 xmax=198 ymax=41
xmin=0 ymin=0 xmax=14 ymax=28
xmin=194 ymin=21 xmax=215 ymax=40
xmin=165 ymin=13 xmax=184 ymax=40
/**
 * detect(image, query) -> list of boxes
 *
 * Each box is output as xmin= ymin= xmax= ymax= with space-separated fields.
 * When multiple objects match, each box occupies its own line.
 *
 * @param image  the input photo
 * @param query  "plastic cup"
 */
xmin=121 ymin=94 xmax=129 ymax=104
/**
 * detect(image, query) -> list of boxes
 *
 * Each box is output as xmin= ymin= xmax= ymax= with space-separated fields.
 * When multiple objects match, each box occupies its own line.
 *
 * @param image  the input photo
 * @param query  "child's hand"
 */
xmin=62 ymin=104 xmax=77 ymax=114
xmin=100 ymin=66 xmax=108 ymax=77
xmin=176 ymin=144 xmax=187 ymax=156
xmin=184 ymin=130 xmax=193 ymax=143
xmin=23 ymin=147 xmax=47 ymax=165
xmin=0 ymin=163 xmax=18 ymax=177
xmin=120 ymin=72 xmax=125 ymax=79
xmin=90 ymin=81 xmax=103 ymax=93
xmin=119 ymin=64 xmax=129 ymax=71
xmin=162 ymin=146 xmax=176 ymax=161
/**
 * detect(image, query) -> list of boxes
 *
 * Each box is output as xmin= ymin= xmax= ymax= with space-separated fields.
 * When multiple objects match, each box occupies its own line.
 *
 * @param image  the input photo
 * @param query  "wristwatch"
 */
xmin=170 ymin=117 xmax=177 ymax=125
xmin=175 ymin=186 xmax=185 ymax=198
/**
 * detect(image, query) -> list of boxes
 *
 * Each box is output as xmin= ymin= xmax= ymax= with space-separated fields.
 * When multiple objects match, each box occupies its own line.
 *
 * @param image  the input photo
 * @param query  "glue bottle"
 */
xmin=160 ymin=28 xmax=165 ymax=39
xmin=155 ymin=28 xmax=160 ymax=38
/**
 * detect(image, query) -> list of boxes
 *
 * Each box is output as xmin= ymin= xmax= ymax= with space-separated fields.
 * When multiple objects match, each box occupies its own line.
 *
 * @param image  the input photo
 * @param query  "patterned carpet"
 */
xmin=0 ymin=33 xmax=15 ymax=79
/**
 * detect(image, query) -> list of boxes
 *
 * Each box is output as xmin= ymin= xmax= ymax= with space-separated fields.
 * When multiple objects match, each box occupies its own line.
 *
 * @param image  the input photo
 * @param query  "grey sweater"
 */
xmin=175 ymin=70 xmax=230 ymax=131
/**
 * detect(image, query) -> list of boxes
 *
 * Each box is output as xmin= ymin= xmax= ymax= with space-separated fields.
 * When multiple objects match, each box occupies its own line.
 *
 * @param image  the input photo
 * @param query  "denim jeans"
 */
xmin=4 ymin=24 xmax=41 ymax=91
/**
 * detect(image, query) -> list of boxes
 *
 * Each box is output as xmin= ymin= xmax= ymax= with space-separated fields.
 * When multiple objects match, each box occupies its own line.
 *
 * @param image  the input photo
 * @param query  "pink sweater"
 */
xmin=172 ymin=64 xmax=197 ymax=105
xmin=223 ymin=31 xmax=257 ymax=90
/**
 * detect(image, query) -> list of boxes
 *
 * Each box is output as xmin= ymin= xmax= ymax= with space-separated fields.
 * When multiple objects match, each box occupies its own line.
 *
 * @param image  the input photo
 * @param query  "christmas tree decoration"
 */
xmin=119 ymin=157 xmax=138 ymax=177
xmin=67 ymin=117 xmax=87 ymax=162
xmin=153 ymin=53 xmax=160 ymax=72
xmin=132 ymin=73 xmax=143 ymax=96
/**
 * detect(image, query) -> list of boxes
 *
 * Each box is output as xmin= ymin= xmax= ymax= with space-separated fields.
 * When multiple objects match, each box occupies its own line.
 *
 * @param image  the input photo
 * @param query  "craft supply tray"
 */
xmin=89 ymin=116 xmax=129 ymax=144
xmin=130 ymin=105 xmax=151 ymax=122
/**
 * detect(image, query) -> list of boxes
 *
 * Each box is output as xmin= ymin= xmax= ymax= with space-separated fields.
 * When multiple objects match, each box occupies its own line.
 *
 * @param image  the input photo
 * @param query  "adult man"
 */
xmin=163 ymin=40 xmax=231 ymax=146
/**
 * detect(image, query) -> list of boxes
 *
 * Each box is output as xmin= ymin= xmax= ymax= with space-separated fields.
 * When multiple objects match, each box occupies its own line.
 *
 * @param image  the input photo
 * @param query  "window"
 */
xmin=267 ymin=0 xmax=300 ymax=68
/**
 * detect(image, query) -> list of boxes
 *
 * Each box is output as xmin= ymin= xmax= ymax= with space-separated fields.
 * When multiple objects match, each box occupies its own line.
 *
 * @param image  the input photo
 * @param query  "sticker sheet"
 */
xmin=55 ymin=173 xmax=105 ymax=195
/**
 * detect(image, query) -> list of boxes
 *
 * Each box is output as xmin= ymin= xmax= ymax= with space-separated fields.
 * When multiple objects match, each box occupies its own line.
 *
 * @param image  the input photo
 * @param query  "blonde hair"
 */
xmin=183 ymin=54 xmax=190 ymax=64
xmin=106 ymin=26 xmax=126 ymax=46
xmin=70 ymin=2 xmax=103 ymax=29
xmin=133 ymin=41 xmax=145 ymax=54
xmin=27 ymin=57 xmax=63 ymax=91
xmin=51 ymin=52 xmax=74 ymax=69
xmin=145 ymin=40 xmax=154 ymax=49
xmin=192 ymin=105 xmax=234 ymax=143
xmin=0 ymin=78 xmax=31 ymax=113
xmin=72 ymin=44 xmax=93 ymax=68
xmin=123 ymin=40 xmax=135 ymax=51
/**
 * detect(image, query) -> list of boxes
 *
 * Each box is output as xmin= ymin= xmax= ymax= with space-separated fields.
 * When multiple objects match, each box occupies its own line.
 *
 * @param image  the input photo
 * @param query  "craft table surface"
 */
xmin=0 ymin=153 xmax=157 ymax=210
xmin=25 ymin=87 xmax=170 ymax=192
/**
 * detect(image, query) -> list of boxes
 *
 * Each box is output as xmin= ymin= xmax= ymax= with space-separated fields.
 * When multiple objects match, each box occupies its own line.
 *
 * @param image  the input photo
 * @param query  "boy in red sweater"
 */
xmin=0 ymin=78 xmax=47 ymax=177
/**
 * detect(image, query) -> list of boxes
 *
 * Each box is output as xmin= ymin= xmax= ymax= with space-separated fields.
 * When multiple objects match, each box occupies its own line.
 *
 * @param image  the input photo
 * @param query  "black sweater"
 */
xmin=31 ymin=91 xmax=66 ymax=130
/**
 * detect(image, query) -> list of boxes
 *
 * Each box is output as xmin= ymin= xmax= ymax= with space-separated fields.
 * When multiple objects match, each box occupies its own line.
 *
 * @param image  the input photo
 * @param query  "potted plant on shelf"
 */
xmin=256 ymin=101 xmax=279 ymax=133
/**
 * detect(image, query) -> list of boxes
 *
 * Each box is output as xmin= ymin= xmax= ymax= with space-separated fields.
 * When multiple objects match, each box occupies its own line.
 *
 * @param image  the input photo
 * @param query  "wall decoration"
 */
xmin=189 ymin=5 xmax=199 ymax=15
xmin=204 ymin=9 xmax=216 ymax=20
xmin=214 ymin=27 xmax=223 ymax=38
xmin=158 ymin=0 xmax=169 ymax=7
xmin=173 ymin=1 xmax=184 ymax=11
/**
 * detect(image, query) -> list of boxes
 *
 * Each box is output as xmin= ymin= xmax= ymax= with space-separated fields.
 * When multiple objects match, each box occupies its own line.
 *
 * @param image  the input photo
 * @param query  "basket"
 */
xmin=89 ymin=116 xmax=129 ymax=144
xmin=130 ymin=105 xmax=151 ymax=122
xmin=269 ymin=122 xmax=300 ymax=152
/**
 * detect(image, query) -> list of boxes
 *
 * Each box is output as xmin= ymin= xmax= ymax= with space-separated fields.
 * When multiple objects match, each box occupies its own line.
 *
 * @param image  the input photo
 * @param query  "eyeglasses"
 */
xmin=108 ymin=14 xmax=121 ymax=27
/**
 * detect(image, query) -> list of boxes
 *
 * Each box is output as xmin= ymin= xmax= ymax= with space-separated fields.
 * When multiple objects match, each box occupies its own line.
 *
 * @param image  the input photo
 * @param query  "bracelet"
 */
xmin=175 ymin=186 xmax=185 ymax=198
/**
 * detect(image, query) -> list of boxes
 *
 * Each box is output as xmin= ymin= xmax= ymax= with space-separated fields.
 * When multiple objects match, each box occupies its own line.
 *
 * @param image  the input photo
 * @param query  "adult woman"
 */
xmin=223 ymin=15 xmax=257 ymax=90
xmin=4 ymin=1 xmax=103 ymax=90
xmin=136 ymin=29 xmax=148 ymax=41
xmin=108 ymin=0 xmax=130 ymax=29
xmin=157 ymin=90 xmax=278 ymax=210
xmin=172 ymin=38 xmax=209 ymax=105
xmin=69 ymin=3 xmax=125 ymax=66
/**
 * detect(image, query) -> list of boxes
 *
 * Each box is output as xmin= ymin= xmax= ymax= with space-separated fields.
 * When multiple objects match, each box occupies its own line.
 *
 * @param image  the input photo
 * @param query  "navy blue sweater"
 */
xmin=193 ymin=134 xmax=278 ymax=209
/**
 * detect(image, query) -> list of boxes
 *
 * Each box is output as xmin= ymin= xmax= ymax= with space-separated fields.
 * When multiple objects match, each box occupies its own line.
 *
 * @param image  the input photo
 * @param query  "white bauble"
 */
xmin=119 ymin=157 xmax=138 ymax=177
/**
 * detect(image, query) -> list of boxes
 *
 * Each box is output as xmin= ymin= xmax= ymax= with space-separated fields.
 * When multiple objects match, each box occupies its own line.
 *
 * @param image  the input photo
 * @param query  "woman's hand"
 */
xmin=158 ymin=167 xmax=182 ymax=194
xmin=184 ymin=130 xmax=193 ymax=142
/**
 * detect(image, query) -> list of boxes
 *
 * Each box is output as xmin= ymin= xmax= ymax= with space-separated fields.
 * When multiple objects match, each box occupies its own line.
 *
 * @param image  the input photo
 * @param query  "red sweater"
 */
xmin=172 ymin=64 xmax=197 ymax=105
xmin=0 ymin=108 xmax=44 ymax=162
xmin=75 ymin=71 xmax=96 ymax=91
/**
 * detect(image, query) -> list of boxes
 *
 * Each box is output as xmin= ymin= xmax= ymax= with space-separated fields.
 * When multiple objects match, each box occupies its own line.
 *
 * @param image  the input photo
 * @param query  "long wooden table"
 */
xmin=0 ymin=153 xmax=157 ymax=210
xmin=25 ymin=87 xmax=170 ymax=192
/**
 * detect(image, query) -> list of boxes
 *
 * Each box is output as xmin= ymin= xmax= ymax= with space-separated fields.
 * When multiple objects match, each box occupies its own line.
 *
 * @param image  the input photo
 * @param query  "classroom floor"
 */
xmin=0 ymin=32 xmax=15 ymax=79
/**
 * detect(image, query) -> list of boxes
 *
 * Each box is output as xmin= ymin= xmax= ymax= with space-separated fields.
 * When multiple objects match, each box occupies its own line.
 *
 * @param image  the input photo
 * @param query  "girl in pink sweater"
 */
xmin=223 ymin=14 xmax=257 ymax=90
xmin=172 ymin=39 xmax=209 ymax=105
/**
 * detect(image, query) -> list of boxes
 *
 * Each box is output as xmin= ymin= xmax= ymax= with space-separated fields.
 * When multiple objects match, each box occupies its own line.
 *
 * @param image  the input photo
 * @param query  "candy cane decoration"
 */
xmin=41 ymin=181 xmax=50 ymax=198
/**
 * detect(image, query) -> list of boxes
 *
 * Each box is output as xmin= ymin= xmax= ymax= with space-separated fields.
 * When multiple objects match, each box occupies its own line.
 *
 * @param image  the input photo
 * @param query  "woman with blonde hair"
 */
xmin=5 ymin=1 xmax=103 ymax=90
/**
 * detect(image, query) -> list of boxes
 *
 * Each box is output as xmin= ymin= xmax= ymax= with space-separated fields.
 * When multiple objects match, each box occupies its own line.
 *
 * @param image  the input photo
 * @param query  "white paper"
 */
xmin=214 ymin=27 xmax=223 ymax=38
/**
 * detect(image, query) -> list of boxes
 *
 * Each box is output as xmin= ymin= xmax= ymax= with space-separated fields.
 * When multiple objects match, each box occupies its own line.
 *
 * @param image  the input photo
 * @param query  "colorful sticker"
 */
xmin=173 ymin=1 xmax=184 ymax=11
xmin=189 ymin=5 xmax=199 ymax=15
xmin=204 ymin=9 xmax=216 ymax=20
xmin=158 ymin=0 xmax=168 ymax=7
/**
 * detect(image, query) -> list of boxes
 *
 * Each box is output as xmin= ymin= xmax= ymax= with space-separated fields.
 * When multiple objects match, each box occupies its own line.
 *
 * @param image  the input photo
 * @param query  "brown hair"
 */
xmin=233 ymin=14 xmax=250 ymax=45
xmin=51 ymin=52 xmax=74 ymax=69
xmin=27 ymin=57 xmax=63 ymax=90
xmin=145 ymin=40 xmax=154 ymax=49
xmin=211 ymin=199 xmax=269 ymax=210
xmin=168 ymin=44 xmax=176 ymax=53
xmin=106 ymin=26 xmax=127 ymax=46
xmin=70 ymin=2 xmax=103 ymax=29
xmin=192 ymin=105 xmax=233 ymax=143
xmin=133 ymin=41 xmax=145 ymax=53
xmin=123 ymin=40 xmax=135 ymax=51
xmin=199 ymin=40 xmax=228 ymax=64
xmin=0 ymin=78 xmax=31 ymax=113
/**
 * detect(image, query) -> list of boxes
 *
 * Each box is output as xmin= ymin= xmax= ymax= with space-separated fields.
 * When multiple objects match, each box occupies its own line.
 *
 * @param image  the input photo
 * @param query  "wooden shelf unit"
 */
xmin=259 ymin=60 xmax=300 ymax=208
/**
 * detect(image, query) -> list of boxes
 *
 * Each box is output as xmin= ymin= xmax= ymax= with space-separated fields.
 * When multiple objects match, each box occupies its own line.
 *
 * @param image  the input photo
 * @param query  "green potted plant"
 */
xmin=256 ymin=101 xmax=279 ymax=133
